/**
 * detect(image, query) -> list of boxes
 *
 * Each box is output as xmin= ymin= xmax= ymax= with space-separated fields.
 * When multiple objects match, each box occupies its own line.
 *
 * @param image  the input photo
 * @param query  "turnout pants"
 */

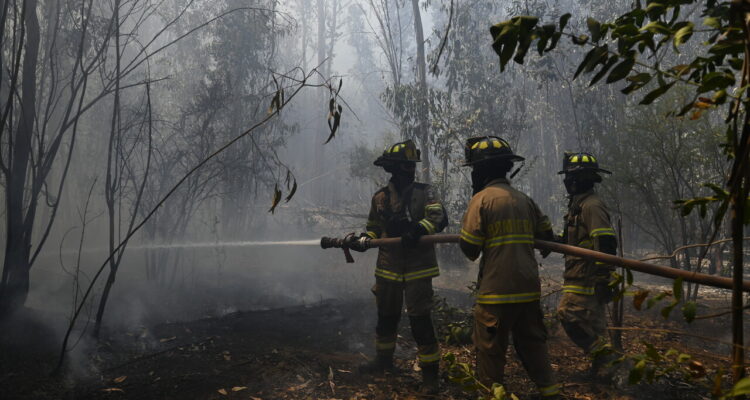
xmin=372 ymin=278 xmax=439 ymax=367
xmin=473 ymin=301 xmax=559 ymax=397
xmin=557 ymin=292 xmax=607 ymax=353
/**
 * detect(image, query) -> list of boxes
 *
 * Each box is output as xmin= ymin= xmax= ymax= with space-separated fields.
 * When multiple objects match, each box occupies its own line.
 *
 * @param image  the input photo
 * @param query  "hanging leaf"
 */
xmin=682 ymin=301 xmax=697 ymax=323
xmin=639 ymin=81 xmax=675 ymax=105
xmin=590 ymin=56 xmax=618 ymax=86
xmin=269 ymin=184 xmax=282 ymax=214
xmin=607 ymin=57 xmax=636 ymax=83
xmin=587 ymin=17 xmax=602 ymax=42
xmin=337 ymin=78 xmax=343 ymax=94
xmin=324 ymin=109 xmax=342 ymax=144
xmin=633 ymin=290 xmax=649 ymax=310
xmin=559 ymin=13 xmax=571 ymax=31
xmin=673 ymin=22 xmax=694 ymax=48
xmin=284 ymin=180 xmax=297 ymax=203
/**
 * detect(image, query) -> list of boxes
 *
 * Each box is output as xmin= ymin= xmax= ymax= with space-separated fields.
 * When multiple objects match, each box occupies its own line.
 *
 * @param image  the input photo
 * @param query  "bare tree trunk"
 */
xmin=411 ymin=0 xmax=430 ymax=183
xmin=1 ymin=0 xmax=39 ymax=316
xmin=94 ymin=0 xmax=123 ymax=337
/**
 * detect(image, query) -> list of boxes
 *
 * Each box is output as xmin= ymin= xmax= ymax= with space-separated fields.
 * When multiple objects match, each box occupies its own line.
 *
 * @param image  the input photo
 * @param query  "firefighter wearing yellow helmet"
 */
xmin=347 ymin=139 xmax=447 ymax=394
xmin=557 ymin=151 xmax=618 ymax=376
xmin=458 ymin=136 xmax=560 ymax=398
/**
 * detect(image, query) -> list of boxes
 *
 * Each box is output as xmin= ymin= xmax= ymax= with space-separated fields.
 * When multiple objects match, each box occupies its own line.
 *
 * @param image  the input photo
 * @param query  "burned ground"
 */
xmin=1 ymin=269 xmax=738 ymax=400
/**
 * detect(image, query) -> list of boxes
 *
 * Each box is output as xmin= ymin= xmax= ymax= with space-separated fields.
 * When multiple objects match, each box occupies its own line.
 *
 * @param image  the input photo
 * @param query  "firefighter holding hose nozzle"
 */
xmin=345 ymin=139 xmax=447 ymax=394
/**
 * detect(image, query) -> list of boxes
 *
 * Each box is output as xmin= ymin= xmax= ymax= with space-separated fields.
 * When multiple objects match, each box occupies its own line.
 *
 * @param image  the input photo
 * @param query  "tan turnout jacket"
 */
xmin=365 ymin=181 xmax=446 ymax=282
xmin=562 ymin=190 xmax=616 ymax=295
xmin=460 ymin=178 xmax=552 ymax=304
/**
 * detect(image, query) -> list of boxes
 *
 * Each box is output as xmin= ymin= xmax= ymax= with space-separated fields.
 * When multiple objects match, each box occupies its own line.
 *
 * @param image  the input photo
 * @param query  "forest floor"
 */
xmin=0 ymin=275 xmax=740 ymax=400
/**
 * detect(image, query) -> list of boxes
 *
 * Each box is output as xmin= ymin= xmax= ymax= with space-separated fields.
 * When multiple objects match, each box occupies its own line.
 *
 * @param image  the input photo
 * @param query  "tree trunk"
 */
xmin=411 ymin=0 xmax=430 ymax=183
xmin=94 ymin=0 xmax=122 ymax=337
xmin=0 ymin=0 xmax=40 ymax=316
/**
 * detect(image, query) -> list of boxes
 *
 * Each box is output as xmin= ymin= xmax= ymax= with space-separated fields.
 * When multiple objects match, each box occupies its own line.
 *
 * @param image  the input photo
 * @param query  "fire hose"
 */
xmin=320 ymin=233 xmax=750 ymax=292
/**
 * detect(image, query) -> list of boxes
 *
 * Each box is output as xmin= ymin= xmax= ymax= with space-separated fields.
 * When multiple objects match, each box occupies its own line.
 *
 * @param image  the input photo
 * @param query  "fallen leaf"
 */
xmin=113 ymin=376 xmax=127 ymax=383
xmin=217 ymin=388 xmax=228 ymax=395
xmin=159 ymin=336 xmax=176 ymax=343
xmin=223 ymin=354 xmax=231 ymax=361
xmin=101 ymin=388 xmax=124 ymax=393
xmin=251 ymin=397 xmax=263 ymax=400
xmin=231 ymin=386 xmax=248 ymax=392
xmin=336 ymin=369 xmax=351 ymax=373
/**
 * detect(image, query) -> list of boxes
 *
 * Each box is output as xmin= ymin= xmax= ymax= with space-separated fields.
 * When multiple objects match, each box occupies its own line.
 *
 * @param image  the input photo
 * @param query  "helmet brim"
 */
xmin=558 ymin=167 xmax=612 ymax=175
xmin=463 ymin=154 xmax=525 ymax=166
xmin=374 ymin=156 xmax=421 ymax=167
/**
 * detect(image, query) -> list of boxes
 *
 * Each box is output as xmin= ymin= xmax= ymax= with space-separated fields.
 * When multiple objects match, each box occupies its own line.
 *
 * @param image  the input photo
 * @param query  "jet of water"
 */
xmin=131 ymin=239 xmax=321 ymax=250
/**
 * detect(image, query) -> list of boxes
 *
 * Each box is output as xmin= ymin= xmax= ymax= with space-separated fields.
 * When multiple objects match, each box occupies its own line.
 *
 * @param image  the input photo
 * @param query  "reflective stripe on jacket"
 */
xmin=562 ymin=190 xmax=617 ymax=292
xmin=460 ymin=178 xmax=552 ymax=304
xmin=366 ymin=181 xmax=446 ymax=281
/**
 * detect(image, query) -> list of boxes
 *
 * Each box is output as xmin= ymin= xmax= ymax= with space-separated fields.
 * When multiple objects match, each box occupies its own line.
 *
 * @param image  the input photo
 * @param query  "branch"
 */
xmin=640 ymin=237 xmax=750 ymax=262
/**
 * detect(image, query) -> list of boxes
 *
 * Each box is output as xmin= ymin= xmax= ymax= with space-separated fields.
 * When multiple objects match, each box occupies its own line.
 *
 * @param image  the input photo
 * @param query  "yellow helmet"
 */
xmin=374 ymin=139 xmax=421 ymax=166
xmin=558 ymin=152 xmax=611 ymax=175
xmin=463 ymin=136 xmax=524 ymax=166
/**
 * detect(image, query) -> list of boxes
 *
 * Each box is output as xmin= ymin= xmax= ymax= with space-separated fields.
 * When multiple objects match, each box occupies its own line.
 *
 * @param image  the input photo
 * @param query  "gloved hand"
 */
xmin=401 ymin=223 xmax=427 ymax=248
xmin=595 ymin=280 xmax=615 ymax=304
xmin=344 ymin=232 xmax=369 ymax=252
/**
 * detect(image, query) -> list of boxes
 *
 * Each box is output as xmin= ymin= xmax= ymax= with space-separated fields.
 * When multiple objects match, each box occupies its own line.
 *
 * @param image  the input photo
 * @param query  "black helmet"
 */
xmin=374 ymin=139 xmax=421 ymax=167
xmin=463 ymin=136 xmax=524 ymax=166
xmin=558 ymin=152 xmax=611 ymax=175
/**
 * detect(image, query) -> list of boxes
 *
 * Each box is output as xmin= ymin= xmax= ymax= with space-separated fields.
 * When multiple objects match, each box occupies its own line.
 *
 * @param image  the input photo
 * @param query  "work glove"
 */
xmin=401 ymin=223 xmax=427 ymax=249
xmin=344 ymin=232 xmax=369 ymax=252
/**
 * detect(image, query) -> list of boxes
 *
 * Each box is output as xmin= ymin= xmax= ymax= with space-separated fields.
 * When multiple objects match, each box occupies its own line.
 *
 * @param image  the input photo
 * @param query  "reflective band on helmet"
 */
xmin=476 ymin=292 xmax=540 ymax=304
xmin=425 ymin=204 xmax=442 ymax=211
xmin=419 ymin=219 xmax=437 ymax=235
xmin=375 ymin=267 xmax=440 ymax=282
xmin=367 ymin=231 xmax=378 ymax=239
xmin=539 ymin=384 xmax=561 ymax=397
xmin=418 ymin=351 xmax=440 ymax=364
xmin=486 ymin=233 xmax=534 ymax=248
xmin=539 ymin=220 xmax=552 ymax=230
xmin=563 ymin=285 xmax=595 ymax=295
xmin=376 ymin=340 xmax=396 ymax=350
xmin=590 ymin=227 xmax=616 ymax=237
xmin=460 ymin=229 xmax=485 ymax=246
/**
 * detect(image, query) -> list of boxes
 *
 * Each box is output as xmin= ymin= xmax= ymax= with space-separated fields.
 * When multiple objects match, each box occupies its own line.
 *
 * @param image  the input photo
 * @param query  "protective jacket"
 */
xmin=459 ymin=178 xmax=553 ymax=304
xmin=562 ymin=189 xmax=617 ymax=295
xmin=366 ymin=181 xmax=446 ymax=282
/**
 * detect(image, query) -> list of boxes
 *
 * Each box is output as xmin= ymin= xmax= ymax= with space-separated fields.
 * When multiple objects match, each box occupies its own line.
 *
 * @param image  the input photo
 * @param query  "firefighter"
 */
xmin=459 ymin=136 xmax=560 ymax=398
xmin=556 ymin=151 xmax=618 ymax=375
xmin=346 ymin=139 xmax=446 ymax=394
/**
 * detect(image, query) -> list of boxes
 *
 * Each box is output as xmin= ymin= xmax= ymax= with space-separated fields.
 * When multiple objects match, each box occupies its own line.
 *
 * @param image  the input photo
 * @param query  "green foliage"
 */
xmin=625 ymin=343 xmax=708 ymax=385
xmin=489 ymin=0 xmax=750 ymax=232
xmin=443 ymin=352 xmax=519 ymax=399
xmin=432 ymin=296 xmax=473 ymax=345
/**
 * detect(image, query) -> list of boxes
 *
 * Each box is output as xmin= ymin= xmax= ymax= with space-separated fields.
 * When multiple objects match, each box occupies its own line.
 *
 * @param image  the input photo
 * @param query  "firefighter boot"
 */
xmin=419 ymin=363 xmax=439 ymax=395
xmin=358 ymin=353 xmax=396 ymax=375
